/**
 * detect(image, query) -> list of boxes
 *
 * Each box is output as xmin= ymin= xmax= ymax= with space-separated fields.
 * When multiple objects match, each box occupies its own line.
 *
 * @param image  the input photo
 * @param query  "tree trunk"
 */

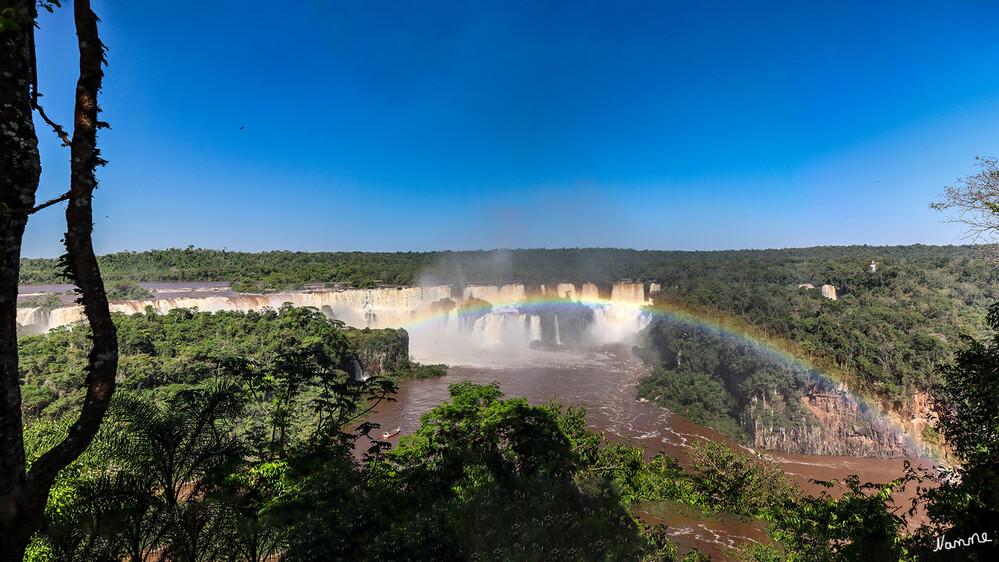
xmin=0 ymin=1 xmax=117 ymax=558
xmin=0 ymin=1 xmax=42 ymax=558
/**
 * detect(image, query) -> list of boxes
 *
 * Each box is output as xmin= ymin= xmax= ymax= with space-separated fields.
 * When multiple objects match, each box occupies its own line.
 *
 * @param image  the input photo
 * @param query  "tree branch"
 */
xmin=33 ymin=101 xmax=71 ymax=146
xmin=0 ymin=191 xmax=69 ymax=215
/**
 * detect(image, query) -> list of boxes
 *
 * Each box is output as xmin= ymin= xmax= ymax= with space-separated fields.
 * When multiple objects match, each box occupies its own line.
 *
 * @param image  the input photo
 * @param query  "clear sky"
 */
xmin=21 ymin=0 xmax=999 ymax=257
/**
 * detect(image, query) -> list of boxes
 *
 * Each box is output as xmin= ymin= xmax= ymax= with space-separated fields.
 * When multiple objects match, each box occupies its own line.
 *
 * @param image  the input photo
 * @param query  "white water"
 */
xmin=556 ymin=283 xmax=576 ymax=300
xmin=352 ymin=359 xmax=369 ymax=382
xmin=17 ymin=283 xmax=654 ymax=366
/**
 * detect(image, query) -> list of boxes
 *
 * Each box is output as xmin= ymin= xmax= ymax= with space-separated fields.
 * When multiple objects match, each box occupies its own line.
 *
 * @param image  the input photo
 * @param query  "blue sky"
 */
xmin=21 ymin=0 xmax=999 ymax=257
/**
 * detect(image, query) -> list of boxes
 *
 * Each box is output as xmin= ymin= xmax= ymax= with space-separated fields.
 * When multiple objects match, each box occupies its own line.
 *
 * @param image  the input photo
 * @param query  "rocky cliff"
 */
xmin=745 ymin=383 xmax=922 ymax=457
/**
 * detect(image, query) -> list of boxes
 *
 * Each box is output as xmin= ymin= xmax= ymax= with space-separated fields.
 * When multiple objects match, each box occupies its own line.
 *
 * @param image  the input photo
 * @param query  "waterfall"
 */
xmin=528 ymin=315 xmax=542 ymax=342
xmin=556 ymin=283 xmax=577 ymax=300
xmin=581 ymin=283 xmax=599 ymax=300
xmin=20 ymin=282 xmax=656 ymax=355
xmin=611 ymin=282 xmax=646 ymax=304
xmin=529 ymin=315 xmax=541 ymax=341
xmin=352 ymin=359 xmax=369 ymax=382
xmin=463 ymin=284 xmax=525 ymax=303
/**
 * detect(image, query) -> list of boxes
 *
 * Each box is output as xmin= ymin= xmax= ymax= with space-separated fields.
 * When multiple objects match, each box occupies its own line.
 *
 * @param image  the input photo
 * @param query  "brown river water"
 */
xmin=362 ymin=344 xmax=938 ymax=559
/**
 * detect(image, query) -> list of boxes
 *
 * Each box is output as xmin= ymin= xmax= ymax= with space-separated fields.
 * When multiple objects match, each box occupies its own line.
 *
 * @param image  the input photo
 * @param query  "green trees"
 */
xmin=635 ymin=320 xmax=810 ymax=444
xmin=34 ymin=387 xmax=247 ymax=561
xmin=24 ymin=305 xmax=398 ymax=560
xmin=345 ymin=381 xmax=651 ymax=560
xmin=909 ymin=304 xmax=999 ymax=560
xmin=27 ymin=359 xmax=724 ymax=560
xmin=770 ymin=475 xmax=915 ymax=562
xmin=104 ymin=282 xmax=153 ymax=301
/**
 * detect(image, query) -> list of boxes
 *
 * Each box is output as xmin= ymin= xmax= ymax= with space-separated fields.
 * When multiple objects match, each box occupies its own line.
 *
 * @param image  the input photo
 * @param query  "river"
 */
xmin=362 ymin=343 xmax=937 ymax=558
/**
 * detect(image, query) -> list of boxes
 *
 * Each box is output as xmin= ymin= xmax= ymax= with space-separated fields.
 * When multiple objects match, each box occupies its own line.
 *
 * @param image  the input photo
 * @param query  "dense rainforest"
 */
xmin=16 ymin=301 xmax=999 ymax=560
xmin=629 ymin=245 xmax=998 ymax=454
xmin=19 ymin=245 xmax=999 ymax=453
xmin=18 ymin=306 xmax=440 ymax=425
xmin=15 ymin=245 xmax=999 ymax=558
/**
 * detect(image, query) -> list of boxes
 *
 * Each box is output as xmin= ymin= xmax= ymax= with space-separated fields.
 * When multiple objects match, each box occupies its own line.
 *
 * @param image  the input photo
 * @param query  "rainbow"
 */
xmin=398 ymin=292 xmax=937 ymax=461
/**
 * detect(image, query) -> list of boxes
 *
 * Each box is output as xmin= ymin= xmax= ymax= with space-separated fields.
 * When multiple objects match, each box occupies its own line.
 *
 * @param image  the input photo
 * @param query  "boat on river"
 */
xmin=381 ymin=427 xmax=401 ymax=439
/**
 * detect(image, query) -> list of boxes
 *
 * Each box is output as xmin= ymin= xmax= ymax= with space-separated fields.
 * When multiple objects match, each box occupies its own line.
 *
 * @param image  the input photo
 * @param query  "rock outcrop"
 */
xmin=821 ymin=284 xmax=837 ymax=300
xmin=746 ymin=382 xmax=922 ymax=457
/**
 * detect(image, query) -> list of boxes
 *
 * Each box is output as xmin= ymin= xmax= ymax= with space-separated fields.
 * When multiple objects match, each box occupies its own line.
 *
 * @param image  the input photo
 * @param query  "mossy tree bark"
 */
xmin=0 ymin=1 xmax=117 ymax=559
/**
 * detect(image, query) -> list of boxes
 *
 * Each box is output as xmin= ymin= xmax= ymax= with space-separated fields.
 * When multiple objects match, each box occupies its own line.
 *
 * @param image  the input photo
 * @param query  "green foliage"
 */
xmin=636 ymin=320 xmax=810 ymax=443
xmin=374 ymin=381 xmax=651 ymax=561
xmin=770 ymin=475 xmax=915 ymax=561
xmin=648 ymin=246 xmax=993 ymax=402
xmin=402 ymin=362 xmax=447 ymax=378
xmin=935 ymin=304 xmax=999 ymax=465
xmin=909 ymin=302 xmax=999 ymax=560
xmin=685 ymin=441 xmax=799 ymax=519
xmin=24 ymin=307 xmax=395 ymax=561
xmin=17 ymin=293 xmax=63 ymax=311
xmin=16 ymin=305 xmax=426 ymax=428
xmin=29 ymin=387 xmax=250 ymax=561
xmin=104 ymin=280 xmax=152 ymax=300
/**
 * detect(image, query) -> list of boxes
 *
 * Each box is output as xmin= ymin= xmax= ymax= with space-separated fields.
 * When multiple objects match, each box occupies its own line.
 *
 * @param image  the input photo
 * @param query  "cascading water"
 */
xmin=556 ymin=283 xmax=576 ymax=300
xmin=18 ymin=282 xmax=654 ymax=358
xmin=352 ymin=359 xmax=369 ymax=382
xmin=528 ymin=315 xmax=541 ymax=342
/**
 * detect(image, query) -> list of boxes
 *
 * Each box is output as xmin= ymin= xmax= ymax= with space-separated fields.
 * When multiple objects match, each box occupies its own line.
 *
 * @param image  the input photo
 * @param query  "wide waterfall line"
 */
xmin=17 ymin=283 xmax=653 ymax=352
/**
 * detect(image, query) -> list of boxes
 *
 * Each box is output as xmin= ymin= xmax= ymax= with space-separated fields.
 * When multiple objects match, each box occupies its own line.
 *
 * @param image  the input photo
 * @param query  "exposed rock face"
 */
xmin=821 ymin=284 xmax=837 ymax=300
xmin=906 ymin=390 xmax=942 ymax=439
xmin=746 ymin=383 xmax=921 ymax=457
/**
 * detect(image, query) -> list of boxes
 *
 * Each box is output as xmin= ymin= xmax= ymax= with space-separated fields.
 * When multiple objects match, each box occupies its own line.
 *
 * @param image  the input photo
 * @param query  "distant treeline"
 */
xmin=18 ymin=244 xmax=992 ymax=292
xmin=647 ymin=246 xmax=999 ymax=397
